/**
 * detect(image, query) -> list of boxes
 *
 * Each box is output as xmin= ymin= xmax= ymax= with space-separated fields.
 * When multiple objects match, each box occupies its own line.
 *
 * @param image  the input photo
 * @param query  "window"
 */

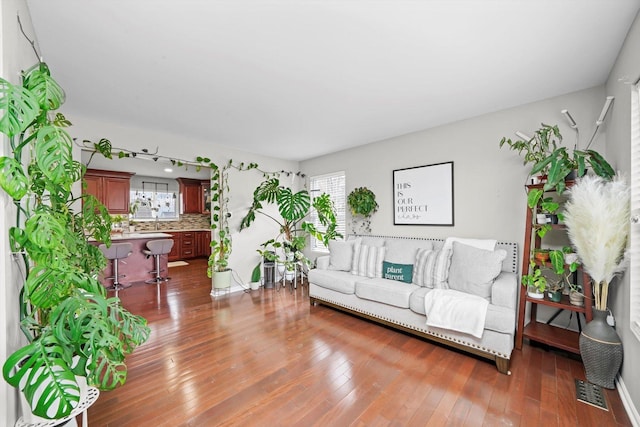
xmin=631 ymin=83 xmax=640 ymax=341
xmin=129 ymin=176 xmax=180 ymax=220
xmin=309 ymin=171 xmax=346 ymax=251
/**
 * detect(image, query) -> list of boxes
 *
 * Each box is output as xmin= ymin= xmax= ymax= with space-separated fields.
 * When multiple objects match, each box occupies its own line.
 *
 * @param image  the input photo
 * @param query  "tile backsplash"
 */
xmin=133 ymin=213 xmax=211 ymax=231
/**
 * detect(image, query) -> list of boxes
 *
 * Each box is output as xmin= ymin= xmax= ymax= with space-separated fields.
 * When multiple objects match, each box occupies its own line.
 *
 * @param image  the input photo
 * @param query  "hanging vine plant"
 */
xmin=347 ymin=187 xmax=379 ymax=234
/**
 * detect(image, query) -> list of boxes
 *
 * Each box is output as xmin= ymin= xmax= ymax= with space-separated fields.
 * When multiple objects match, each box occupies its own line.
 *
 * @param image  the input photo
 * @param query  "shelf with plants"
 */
xmin=516 ymin=182 xmax=593 ymax=354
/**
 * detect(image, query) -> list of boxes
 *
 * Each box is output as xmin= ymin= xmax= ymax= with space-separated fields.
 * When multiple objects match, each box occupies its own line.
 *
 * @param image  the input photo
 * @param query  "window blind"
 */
xmin=630 ymin=84 xmax=640 ymax=342
xmin=309 ymin=171 xmax=346 ymax=251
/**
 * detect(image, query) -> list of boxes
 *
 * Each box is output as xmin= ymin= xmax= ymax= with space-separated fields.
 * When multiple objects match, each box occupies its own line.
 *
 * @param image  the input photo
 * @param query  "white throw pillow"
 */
xmin=327 ymin=240 xmax=355 ymax=271
xmin=421 ymin=249 xmax=452 ymax=289
xmin=412 ymin=248 xmax=433 ymax=285
xmin=448 ymin=241 xmax=507 ymax=300
xmin=442 ymin=237 xmax=497 ymax=252
xmin=384 ymin=239 xmax=434 ymax=264
xmin=356 ymin=245 xmax=386 ymax=278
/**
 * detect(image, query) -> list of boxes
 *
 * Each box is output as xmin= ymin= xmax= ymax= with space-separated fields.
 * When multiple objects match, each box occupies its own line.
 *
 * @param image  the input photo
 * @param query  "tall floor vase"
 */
xmin=579 ymin=309 xmax=623 ymax=389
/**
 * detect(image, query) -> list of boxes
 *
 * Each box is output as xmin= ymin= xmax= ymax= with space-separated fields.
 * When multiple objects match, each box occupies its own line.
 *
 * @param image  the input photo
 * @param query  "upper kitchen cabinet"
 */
xmin=178 ymin=178 xmax=211 ymax=214
xmin=84 ymin=169 xmax=134 ymax=214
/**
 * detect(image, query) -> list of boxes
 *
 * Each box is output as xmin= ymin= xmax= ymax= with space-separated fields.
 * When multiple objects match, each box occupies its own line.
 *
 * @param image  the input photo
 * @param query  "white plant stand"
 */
xmin=16 ymin=387 xmax=99 ymax=427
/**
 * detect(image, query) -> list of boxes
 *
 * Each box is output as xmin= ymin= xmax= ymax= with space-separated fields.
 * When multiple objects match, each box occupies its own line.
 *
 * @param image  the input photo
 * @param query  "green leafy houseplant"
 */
xmin=240 ymin=177 xmax=341 ymax=269
xmin=0 ymin=64 xmax=150 ymax=419
xmin=347 ymin=187 xmax=378 ymax=234
xmin=500 ymin=123 xmax=615 ymax=193
xmin=195 ymin=158 xmax=259 ymax=278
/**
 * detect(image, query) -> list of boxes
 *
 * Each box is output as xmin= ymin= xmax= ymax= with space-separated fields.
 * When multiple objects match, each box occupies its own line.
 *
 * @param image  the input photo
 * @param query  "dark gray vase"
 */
xmin=579 ymin=309 xmax=623 ymax=389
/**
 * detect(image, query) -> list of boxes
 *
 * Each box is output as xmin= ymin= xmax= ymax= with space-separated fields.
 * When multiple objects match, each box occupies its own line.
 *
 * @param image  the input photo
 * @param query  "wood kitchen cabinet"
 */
xmin=177 ymin=178 xmax=202 ymax=214
xmin=197 ymin=230 xmax=212 ymax=257
xmin=181 ymin=231 xmax=196 ymax=259
xmin=167 ymin=232 xmax=182 ymax=262
xmin=84 ymin=169 xmax=133 ymax=214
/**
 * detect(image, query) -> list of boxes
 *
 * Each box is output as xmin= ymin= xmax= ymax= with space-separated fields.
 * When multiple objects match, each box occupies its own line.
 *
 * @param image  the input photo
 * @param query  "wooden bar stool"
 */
xmin=143 ymin=239 xmax=174 ymax=284
xmin=99 ymin=242 xmax=133 ymax=290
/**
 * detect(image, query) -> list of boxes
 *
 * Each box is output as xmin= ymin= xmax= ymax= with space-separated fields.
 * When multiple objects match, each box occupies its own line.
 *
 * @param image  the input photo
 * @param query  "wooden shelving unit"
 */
xmin=515 ymin=182 xmax=593 ymax=354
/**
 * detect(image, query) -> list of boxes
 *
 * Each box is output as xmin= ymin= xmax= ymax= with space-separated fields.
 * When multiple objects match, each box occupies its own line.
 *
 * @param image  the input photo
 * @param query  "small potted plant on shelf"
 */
xmin=522 ymin=261 xmax=547 ymax=299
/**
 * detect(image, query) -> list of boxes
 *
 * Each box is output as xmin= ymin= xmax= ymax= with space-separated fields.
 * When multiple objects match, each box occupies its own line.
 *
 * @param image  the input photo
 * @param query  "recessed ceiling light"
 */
xmin=164 ymin=168 xmax=173 ymax=173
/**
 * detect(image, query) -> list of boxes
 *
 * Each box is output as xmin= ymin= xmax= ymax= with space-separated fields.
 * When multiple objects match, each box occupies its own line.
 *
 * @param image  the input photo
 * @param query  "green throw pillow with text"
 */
xmin=382 ymin=261 xmax=413 ymax=283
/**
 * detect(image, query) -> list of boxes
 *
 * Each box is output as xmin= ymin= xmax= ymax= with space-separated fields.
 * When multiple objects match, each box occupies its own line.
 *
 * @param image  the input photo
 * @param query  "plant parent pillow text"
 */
xmin=382 ymin=261 xmax=413 ymax=283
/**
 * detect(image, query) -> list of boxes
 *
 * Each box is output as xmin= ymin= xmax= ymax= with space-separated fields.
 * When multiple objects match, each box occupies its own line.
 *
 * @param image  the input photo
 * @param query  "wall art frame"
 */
xmin=393 ymin=161 xmax=454 ymax=226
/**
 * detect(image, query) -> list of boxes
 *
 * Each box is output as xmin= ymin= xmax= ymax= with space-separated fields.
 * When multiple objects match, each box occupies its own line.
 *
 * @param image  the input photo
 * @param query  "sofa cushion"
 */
xmin=355 ymin=278 xmax=419 ymax=308
xmin=382 ymin=261 xmax=413 ymax=283
xmin=383 ymin=239 xmax=433 ymax=264
xmin=409 ymin=286 xmax=434 ymax=314
xmin=448 ymin=242 xmax=507 ymax=299
xmin=355 ymin=245 xmax=386 ymax=278
xmin=307 ymin=268 xmax=362 ymax=294
xmin=409 ymin=287 xmax=514 ymax=334
xmin=418 ymin=249 xmax=452 ymax=289
xmin=327 ymin=240 xmax=355 ymax=271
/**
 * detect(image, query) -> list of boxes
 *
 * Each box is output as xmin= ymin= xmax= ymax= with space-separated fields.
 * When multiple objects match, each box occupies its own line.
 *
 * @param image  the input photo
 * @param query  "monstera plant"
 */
xmin=240 ymin=177 xmax=340 ymax=269
xmin=0 ymin=63 xmax=150 ymax=420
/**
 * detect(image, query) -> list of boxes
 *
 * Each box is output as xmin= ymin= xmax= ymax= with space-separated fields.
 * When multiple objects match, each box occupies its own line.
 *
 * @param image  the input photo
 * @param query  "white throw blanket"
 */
xmin=424 ymin=289 xmax=489 ymax=339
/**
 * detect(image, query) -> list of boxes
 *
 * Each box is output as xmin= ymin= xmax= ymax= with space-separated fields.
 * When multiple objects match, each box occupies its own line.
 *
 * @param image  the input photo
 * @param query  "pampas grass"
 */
xmin=563 ymin=174 xmax=630 ymax=311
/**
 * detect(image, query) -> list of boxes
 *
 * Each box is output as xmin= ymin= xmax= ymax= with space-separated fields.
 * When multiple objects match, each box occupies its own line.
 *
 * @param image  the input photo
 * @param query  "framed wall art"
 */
xmin=393 ymin=161 xmax=454 ymax=226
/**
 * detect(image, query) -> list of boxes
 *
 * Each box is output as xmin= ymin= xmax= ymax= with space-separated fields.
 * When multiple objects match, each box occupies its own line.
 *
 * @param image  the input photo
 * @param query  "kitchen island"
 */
xmin=93 ymin=232 xmax=173 ymax=287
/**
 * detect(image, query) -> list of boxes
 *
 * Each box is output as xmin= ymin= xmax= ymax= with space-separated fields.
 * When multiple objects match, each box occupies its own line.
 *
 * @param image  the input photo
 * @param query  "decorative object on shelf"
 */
xmin=563 ymin=174 xmax=630 ymax=389
xmin=0 ymin=59 xmax=149 ymax=420
xmin=522 ymin=261 xmax=547 ymax=298
xmin=533 ymin=248 xmax=550 ymax=262
xmin=392 ymin=162 xmax=454 ymax=226
xmin=347 ymin=187 xmax=378 ymax=234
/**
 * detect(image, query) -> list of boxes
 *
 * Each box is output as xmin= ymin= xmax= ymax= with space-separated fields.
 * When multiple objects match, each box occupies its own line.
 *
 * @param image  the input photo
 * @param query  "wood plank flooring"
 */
xmin=88 ymin=258 xmax=632 ymax=426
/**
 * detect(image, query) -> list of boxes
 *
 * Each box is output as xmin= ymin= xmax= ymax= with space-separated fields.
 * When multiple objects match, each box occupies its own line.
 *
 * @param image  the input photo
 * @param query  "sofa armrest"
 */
xmin=491 ymin=271 xmax=518 ymax=310
xmin=315 ymin=255 xmax=330 ymax=270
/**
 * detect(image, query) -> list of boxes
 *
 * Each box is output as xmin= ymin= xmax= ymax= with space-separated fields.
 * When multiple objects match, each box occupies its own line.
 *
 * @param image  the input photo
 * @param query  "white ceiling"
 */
xmin=25 ymin=1 xmax=640 ymax=161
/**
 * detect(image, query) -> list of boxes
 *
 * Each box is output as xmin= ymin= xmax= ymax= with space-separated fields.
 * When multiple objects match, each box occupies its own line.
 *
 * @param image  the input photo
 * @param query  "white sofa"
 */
xmin=308 ymin=235 xmax=519 ymax=374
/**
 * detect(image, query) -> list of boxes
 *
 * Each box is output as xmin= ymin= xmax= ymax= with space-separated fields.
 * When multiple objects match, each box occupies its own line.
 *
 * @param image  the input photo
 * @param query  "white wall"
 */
xmin=1 ymin=1 xmax=40 ymax=424
xmin=302 ymin=86 xmax=607 ymax=250
xmin=605 ymin=10 xmax=640 ymax=423
xmin=66 ymin=114 xmax=300 ymax=284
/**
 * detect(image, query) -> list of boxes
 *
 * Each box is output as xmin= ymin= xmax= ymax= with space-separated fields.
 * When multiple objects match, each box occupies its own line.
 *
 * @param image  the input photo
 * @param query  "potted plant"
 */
xmin=207 ymin=160 xmax=233 ymax=291
xmin=194 ymin=158 xmax=261 ymax=292
xmin=0 ymin=64 xmax=150 ymax=420
xmin=240 ymin=177 xmax=340 ymax=274
xmin=499 ymin=123 xmax=562 ymax=179
xmin=563 ymin=174 xmax=630 ymax=388
xmin=522 ymin=261 xmax=547 ymax=299
xmin=347 ymin=187 xmax=378 ymax=234
xmin=500 ymin=123 xmax=615 ymax=193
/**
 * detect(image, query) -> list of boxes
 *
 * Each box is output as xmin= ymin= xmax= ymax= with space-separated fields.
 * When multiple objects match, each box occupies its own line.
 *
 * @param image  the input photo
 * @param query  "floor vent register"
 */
xmin=575 ymin=379 xmax=608 ymax=411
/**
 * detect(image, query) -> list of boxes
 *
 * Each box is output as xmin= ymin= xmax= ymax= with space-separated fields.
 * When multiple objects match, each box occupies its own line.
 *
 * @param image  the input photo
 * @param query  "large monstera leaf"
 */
xmin=22 ymin=63 xmax=66 ymax=111
xmin=276 ymin=187 xmax=310 ymax=222
xmin=35 ymin=125 xmax=74 ymax=186
xmin=254 ymin=177 xmax=280 ymax=203
xmin=0 ymin=156 xmax=29 ymax=199
xmin=2 ymin=334 xmax=79 ymax=420
xmin=0 ymin=77 xmax=40 ymax=137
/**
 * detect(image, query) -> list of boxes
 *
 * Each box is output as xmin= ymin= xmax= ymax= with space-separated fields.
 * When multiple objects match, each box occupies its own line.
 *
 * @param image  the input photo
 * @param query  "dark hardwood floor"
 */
xmin=88 ymin=258 xmax=631 ymax=426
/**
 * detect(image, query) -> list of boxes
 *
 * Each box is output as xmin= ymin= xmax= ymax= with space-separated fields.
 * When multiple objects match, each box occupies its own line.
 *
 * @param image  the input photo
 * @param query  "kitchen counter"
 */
xmin=110 ymin=232 xmax=172 ymax=240
xmin=92 ymin=233 xmax=175 ymax=287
